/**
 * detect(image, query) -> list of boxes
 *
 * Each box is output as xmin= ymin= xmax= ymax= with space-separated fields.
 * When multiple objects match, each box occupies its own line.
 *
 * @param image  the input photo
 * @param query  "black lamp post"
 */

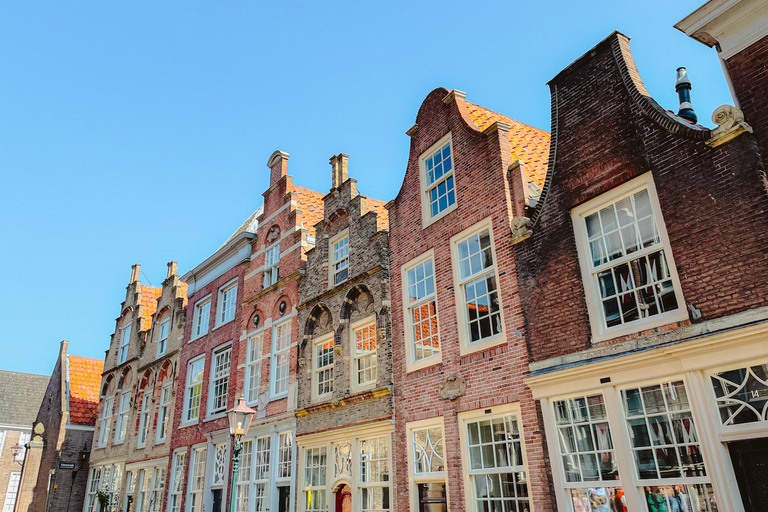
xmin=226 ymin=397 xmax=256 ymax=512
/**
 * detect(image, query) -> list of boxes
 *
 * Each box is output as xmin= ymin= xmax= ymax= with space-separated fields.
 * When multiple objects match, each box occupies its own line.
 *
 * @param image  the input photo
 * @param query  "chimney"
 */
xmin=167 ymin=261 xmax=177 ymax=279
xmin=130 ymin=264 xmax=140 ymax=284
xmin=267 ymin=150 xmax=290 ymax=187
xmin=675 ymin=67 xmax=698 ymax=124
xmin=330 ymin=153 xmax=349 ymax=189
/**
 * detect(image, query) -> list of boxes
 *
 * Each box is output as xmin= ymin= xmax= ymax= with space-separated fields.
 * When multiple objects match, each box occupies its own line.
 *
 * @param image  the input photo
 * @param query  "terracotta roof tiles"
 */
xmin=67 ymin=355 xmax=104 ymax=426
xmin=292 ymin=185 xmax=326 ymax=237
xmin=366 ymin=197 xmax=390 ymax=232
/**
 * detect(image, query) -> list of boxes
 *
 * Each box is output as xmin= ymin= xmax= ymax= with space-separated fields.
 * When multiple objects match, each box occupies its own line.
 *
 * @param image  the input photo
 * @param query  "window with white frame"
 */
xmin=278 ymin=431 xmax=293 ymax=479
xmin=125 ymin=471 xmax=137 ymax=512
xmin=156 ymin=384 xmax=172 ymax=442
xmin=0 ymin=431 xmax=6 ymax=458
xmin=168 ymin=451 xmax=186 ymax=512
xmin=156 ymin=315 xmax=170 ymax=357
xmin=209 ymin=346 xmax=232 ymax=414
xmin=236 ymin=440 xmax=252 ymax=512
xmin=15 ymin=432 xmax=29 ymax=463
xmin=404 ymin=255 xmax=440 ymax=366
xmin=2 ymin=472 xmax=20 ymax=512
xmin=114 ymin=390 xmax=131 ymax=444
xmin=331 ymin=232 xmax=349 ymax=286
xmin=454 ymin=224 xmax=502 ymax=346
xmin=303 ymin=447 xmax=327 ymax=512
xmin=409 ymin=421 xmax=446 ymax=510
xmin=137 ymin=468 xmax=154 ymax=512
xmin=353 ymin=320 xmax=377 ymax=388
xmin=271 ymin=321 xmax=291 ymax=398
xmin=263 ymin=243 xmax=281 ymax=288
xmin=464 ymin=412 xmax=529 ymax=512
xmin=218 ymin=282 xmax=238 ymax=325
xmin=118 ymin=323 xmax=131 ymax=364
xmin=85 ymin=467 xmax=102 ymax=512
xmin=188 ymin=447 xmax=207 ymax=512
xmin=421 ymin=135 xmax=456 ymax=223
xmin=246 ymin=333 xmax=263 ymax=404
xmin=193 ymin=297 xmax=211 ymax=339
xmin=98 ymin=396 xmax=113 ymax=448
xmin=710 ymin=360 xmax=768 ymax=427
xmin=137 ymin=391 xmax=151 ymax=447
xmin=185 ymin=357 xmax=205 ymax=422
xmin=85 ymin=464 xmax=122 ymax=512
xmin=572 ymin=174 xmax=686 ymax=340
xmin=313 ymin=335 xmax=334 ymax=400
xmin=253 ymin=436 xmax=271 ymax=511
xmin=359 ymin=437 xmax=390 ymax=512
xmin=152 ymin=468 xmax=166 ymax=512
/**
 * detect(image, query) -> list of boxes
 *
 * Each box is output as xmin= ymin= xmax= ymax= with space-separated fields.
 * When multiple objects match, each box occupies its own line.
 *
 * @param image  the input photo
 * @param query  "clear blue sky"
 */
xmin=0 ymin=0 xmax=730 ymax=376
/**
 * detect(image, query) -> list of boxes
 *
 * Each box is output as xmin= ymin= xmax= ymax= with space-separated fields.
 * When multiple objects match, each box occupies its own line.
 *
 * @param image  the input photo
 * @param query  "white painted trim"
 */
xmin=190 ymin=294 xmax=213 ymax=342
xmin=311 ymin=332 xmax=335 ymax=403
xmin=420 ymin=132 xmax=458 ymax=228
xmin=125 ymin=457 xmax=170 ymax=471
xmin=349 ymin=315 xmax=378 ymax=393
xmin=328 ymin=229 xmax=350 ymax=288
xmin=64 ymin=424 xmax=95 ymax=431
xmin=401 ymin=249 xmax=443 ymax=372
xmin=405 ymin=417 xmax=449 ymax=512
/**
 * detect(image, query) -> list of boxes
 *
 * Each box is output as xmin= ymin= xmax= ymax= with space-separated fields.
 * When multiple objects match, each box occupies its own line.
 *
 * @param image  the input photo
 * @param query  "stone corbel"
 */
xmin=510 ymin=216 xmax=532 ymax=244
xmin=707 ymin=105 xmax=753 ymax=147
xmin=438 ymin=375 xmax=467 ymax=400
xmin=298 ymin=358 xmax=306 ymax=369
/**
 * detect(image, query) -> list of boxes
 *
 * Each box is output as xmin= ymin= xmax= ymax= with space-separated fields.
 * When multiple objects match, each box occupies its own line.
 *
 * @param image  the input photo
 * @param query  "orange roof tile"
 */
xmin=463 ymin=101 xmax=551 ymax=197
xmin=366 ymin=197 xmax=390 ymax=232
xmin=68 ymin=355 xmax=104 ymax=426
xmin=291 ymin=185 xmax=326 ymax=237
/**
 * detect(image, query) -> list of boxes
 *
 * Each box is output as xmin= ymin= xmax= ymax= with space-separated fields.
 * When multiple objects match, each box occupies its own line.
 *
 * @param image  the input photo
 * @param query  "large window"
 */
xmin=246 ymin=333 xmax=263 ymax=404
xmin=156 ymin=384 xmax=172 ymax=442
xmin=193 ymin=297 xmax=211 ymax=339
xmin=271 ymin=321 xmax=291 ymax=398
xmin=278 ymin=431 xmax=293 ymax=479
xmin=264 ymin=243 xmax=281 ymax=288
xmin=408 ymin=419 xmax=446 ymax=511
xmin=156 ymin=315 xmax=170 ymax=357
xmin=137 ymin=467 xmax=165 ymax=512
xmin=463 ymin=411 xmax=529 ymax=512
xmin=313 ymin=335 xmax=334 ymax=400
xmin=404 ymin=254 xmax=440 ymax=368
xmin=303 ymin=447 xmax=327 ymax=512
xmin=353 ymin=319 xmax=378 ymax=388
xmin=572 ymin=174 xmax=687 ymax=341
xmin=137 ymin=391 xmax=151 ymax=447
xmin=359 ymin=437 xmax=390 ymax=512
xmin=168 ymin=451 xmax=186 ymax=512
xmin=453 ymin=223 xmax=503 ymax=349
xmin=218 ymin=282 xmax=238 ymax=325
xmin=114 ymin=391 xmax=130 ymax=444
xmin=253 ymin=436 xmax=271 ymax=511
xmin=421 ymin=136 xmax=456 ymax=222
xmin=188 ymin=447 xmax=207 ymax=512
xmin=85 ymin=464 xmax=123 ymax=512
xmin=331 ymin=232 xmax=349 ymax=286
xmin=118 ymin=323 xmax=131 ymax=364
xmin=98 ymin=396 xmax=113 ymax=448
xmin=184 ymin=357 xmax=205 ymax=423
xmin=236 ymin=440 xmax=252 ymax=512
xmin=209 ymin=346 xmax=232 ymax=414
xmin=2 ymin=472 xmax=19 ymax=512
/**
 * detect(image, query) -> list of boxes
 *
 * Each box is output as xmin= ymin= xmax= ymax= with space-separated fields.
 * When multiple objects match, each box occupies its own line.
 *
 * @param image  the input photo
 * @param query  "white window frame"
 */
xmin=419 ymin=132 xmax=457 ymax=227
xmin=401 ymin=250 xmax=442 ymax=372
xmin=3 ymin=472 xmax=20 ymax=512
xmin=156 ymin=383 xmax=173 ymax=443
xmin=208 ymin=344 xmax=232 ymax=416
xmin=167 ymin=450 xmax=187 ymax=512
xmin=113 ymin=390 xmax=131 ymax=445
xmin=270 ymin=320 xmax=291 ymax=399
xmin=406 ymin=417 xmax=448 ymax=512
xmin=302 ymin=446 xmax=327 ymax=512
xmin=358 ymin=436 xmax=392 ymax=512
xmin=191 ymin=295 xmax=212 ymax=340
xmin=183 ymin=356 xmax=206 ymax=425
xmin=156 ymin=315 xmax=170 ymax=357
xmin=351 ymin=316 xmax=378 ymax=391
xmin=277 ymin=431 xmax=293 ymax=480
xmin=14 ymin=432 xmax=29 ymax=463
xmin=187 ymin=446 xmax=207 ymax=512
xmin=457 ymin=403 xmax=531 ymax=512
xmin=98 ymin=396 xmax=113 ymax=448
xmin=311 ymin=333 xmax=334 ymax=402
xmin=245 ymin=331 xmax=265 ymax=406
xmin=263 ymin=242 xmax=281 ymax=288
xmin=118 ymin=322 xmax=132 ymax=365
xmin=329 ymin=230 xmax=350 ymax=287
xmin=571 ymin=172 xmax=688 ymax=342
xmin=450 ymin=218 xmax=505 ymax=355
xmin=137 ymin=391 xmax=151 ymax=448
xmin=252 ymin=435 xmax=271 ymax=512
xmin=217 ymin=280 xmax=238 ymax=327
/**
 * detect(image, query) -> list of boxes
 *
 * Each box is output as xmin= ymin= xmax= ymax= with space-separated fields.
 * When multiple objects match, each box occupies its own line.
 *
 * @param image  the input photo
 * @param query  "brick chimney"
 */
xmin=130 ymin=264 xmax=140 ymax=284
xmin=267 ymin=150 xmax=290 ymax=187
xmin=330 ymin=153 xmax=349 ymax=189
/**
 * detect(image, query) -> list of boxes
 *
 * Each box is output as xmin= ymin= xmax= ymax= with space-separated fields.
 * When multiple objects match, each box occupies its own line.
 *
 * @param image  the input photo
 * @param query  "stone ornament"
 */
xmin=438 ymin=375 xmax=467 ymax=400
xmin=298 ymin=358 xmax=306 ymax=369
xmin=377 ymin=328 xmax=387 ymax=341
xmin=266 ymin=226 xmax=280 ymax=244
xmin=334 ymin=346 xmax=343 ymax=357
xmin=510 ymin=216 xmax=532 ymax=244
xmin=708 ymin=104 xmax=753 ymax=147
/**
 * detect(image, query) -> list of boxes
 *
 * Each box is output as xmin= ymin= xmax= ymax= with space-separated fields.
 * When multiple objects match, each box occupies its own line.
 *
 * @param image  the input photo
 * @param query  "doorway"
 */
xmin=211 ymin=489 xmax=223 ymax=512
xmin=335 ymin=484 xmax=352 ymax=512
xmin=729 ymin=437 xmax=768 ymax=512
xmin=277 ymin=486 xmax=291 ymax=512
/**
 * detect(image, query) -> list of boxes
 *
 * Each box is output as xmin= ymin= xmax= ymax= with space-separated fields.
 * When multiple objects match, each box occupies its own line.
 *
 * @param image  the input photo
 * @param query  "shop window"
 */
xmin=409 ymin=420 xmax=446 ymax=512
xmin=168 ymin=451 xmax=186 ymax=512
xmin=188 ymin=447 xmax=207 ymax=512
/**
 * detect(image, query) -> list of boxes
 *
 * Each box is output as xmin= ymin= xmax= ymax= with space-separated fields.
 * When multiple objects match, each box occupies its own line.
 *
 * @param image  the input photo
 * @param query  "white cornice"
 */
xmin=182 ymin=233 xmax=255 ymax=295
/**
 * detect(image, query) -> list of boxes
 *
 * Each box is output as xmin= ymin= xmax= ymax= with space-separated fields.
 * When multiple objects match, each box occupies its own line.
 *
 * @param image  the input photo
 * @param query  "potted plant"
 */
xmin=96 ymin=491 xmax=111 ymax=512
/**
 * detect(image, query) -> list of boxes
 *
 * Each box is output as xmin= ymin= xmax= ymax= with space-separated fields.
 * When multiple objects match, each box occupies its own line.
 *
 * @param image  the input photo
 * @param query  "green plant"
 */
xmin=96 ymin=491 xmax=111 ymax=511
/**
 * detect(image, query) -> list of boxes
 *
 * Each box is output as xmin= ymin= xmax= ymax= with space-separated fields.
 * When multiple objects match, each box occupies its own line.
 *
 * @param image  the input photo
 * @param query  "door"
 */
xmin=335 ymin=484 xmax=351 ymax=512
xmin=729 ymin=438 xmax=768 ymax=512
xmin=277 ymin=486 xmax=290 ymax=512
xmin=211 ymin=489 xmax=222 ymax=512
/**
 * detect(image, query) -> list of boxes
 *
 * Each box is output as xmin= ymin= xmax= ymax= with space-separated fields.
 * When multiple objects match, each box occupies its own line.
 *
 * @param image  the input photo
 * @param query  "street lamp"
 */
xmin=226 ymin=397 xmax=256 ymax=512
xmin=10 ymin=443 xmax=24 ymax=466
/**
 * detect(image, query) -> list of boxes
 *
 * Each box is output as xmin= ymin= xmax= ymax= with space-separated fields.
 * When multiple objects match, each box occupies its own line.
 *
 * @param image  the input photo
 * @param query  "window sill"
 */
xmin=270 ymin=392 xmax=288 ymax=402
xmin=407 ymin=355 xmax=443 ymax=374
xmin=459 ymin=333 xmax=506 ymax=357
xmin=112 ymin=440 xmax=125 ymax=446
xmin=590 ymin=309 xmax=689 ymax=344
xmin=422 ymin=201 xmax=458 ymax=229
xmin=154 ymin=438 xmax=166 ymax=445
xmin=350 ymin=382 xmax=377 ymax=394
xmin=179 ymin=419 xmax=199 ymax=428
xmin=205 ymin=412 xmax=227 ymax=422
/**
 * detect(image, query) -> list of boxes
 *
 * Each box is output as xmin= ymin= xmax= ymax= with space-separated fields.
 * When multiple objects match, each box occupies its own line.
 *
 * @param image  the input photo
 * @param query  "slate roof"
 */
xmin=67 ymin=355 xmax=103 ymax=426
xmin=0 ymin=371 xmax=49 ymax=427
xmin=219 ymin=205 xmax=264 ymax=250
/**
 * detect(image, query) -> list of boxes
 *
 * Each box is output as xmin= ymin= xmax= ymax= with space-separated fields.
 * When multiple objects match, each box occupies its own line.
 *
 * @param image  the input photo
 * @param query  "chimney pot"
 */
xmin=675 ymin=67 xmax=698 ymax=124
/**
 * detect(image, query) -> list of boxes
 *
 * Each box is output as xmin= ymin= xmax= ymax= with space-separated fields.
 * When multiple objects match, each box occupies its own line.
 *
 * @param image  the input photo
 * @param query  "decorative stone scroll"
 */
xmin=510 ymin=216 xmax=532 ymax=244
xmin=707 ymin=104 xmax=753 ymax=147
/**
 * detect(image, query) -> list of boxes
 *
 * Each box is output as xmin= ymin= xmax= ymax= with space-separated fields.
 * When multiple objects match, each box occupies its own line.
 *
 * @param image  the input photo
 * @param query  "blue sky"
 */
xmin=0 ymin=0 xmax=730 ymax=376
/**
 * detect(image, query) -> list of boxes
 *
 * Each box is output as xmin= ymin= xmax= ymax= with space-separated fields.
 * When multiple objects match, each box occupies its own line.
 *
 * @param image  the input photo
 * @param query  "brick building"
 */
xmin=294 ymin=154 xmax=392 ymax=512
xmin=514 ymin=30 xmax=768 ymax=512
xmin=16 ymin=341 xmax=101 ymax=512
xmin=387 ymin=88 xmax=553 ymax=512
xmin=0 ymin=370 xmax=48 ymax=512
xmin=88 ymin=262 xmax=186 ymax=512
xmin=168 ymin=214 xmax=258 ymax=512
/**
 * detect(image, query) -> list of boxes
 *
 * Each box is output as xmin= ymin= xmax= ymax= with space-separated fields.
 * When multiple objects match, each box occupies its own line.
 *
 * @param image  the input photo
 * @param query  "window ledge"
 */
xmin=205 ymin=412 xmax=227 ymax=422
xmin=154 ymin=438 xmax=166 ymax=446
xmin=407 ymin=356 xmax=443 ymax=374
xmin=590 ymin=310 xmax=690 ymax=344
xmin=179 ymin=419 xmax=199 ymax=428
xmin=459 ymin=334 xmax=506 ymax=357
xmin=270 ymin=392 xmax=288 ymax=402
xmin=422 ymin=202 xmax=458 ymax=229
